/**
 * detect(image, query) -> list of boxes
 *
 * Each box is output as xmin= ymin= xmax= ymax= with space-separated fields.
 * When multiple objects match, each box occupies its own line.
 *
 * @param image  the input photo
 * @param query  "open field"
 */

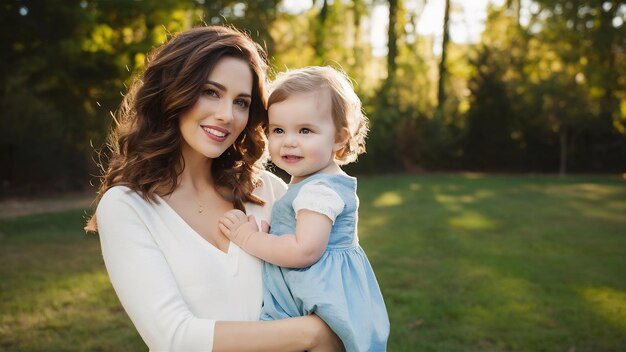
xmin=1 ymin=174 xmax=625 ymax=351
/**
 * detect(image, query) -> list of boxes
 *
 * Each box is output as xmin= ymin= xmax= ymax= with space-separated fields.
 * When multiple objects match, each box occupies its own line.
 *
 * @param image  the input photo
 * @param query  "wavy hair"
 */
xmin=86 ymin=26 xmax=268 ymax=232
xmin=267 ymin=66 xmax=368 ymax=165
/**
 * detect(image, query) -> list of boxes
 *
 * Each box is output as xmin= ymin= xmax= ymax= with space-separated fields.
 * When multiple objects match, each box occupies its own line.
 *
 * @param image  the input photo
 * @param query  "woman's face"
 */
xmin=179 ymin=57 xmax=253 ymax=161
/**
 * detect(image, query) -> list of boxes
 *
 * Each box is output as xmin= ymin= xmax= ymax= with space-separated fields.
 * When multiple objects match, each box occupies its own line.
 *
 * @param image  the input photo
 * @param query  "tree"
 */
xmin=201 ymin=0 xmax=280 ymax=56
xmin=312 ymin=0 xmax=329 ymax=63
xmin=526 ymin=0 xmax=625 ymax=172
xmin=0 ymin=0 xmax=197 ymax=194
xmin=386 ymin=0 xmax=399 ymax=88
xmin=464 ymin=46 xmax=521 ymax=170
xmin=435 ymin=0 xmax=451 ymax=120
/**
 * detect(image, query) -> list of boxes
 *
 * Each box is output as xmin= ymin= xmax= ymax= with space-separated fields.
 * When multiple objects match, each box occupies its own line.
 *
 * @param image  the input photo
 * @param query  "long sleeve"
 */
xmin=97 ymin=187 xmax=216 ymax=352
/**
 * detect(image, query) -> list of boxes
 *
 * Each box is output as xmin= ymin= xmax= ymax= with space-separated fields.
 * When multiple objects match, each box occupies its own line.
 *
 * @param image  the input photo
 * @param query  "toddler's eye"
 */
xmin=272 ymin=128 xmax=284 ymax=134
xmin=300 ymin=128 xmax=311 ymax=134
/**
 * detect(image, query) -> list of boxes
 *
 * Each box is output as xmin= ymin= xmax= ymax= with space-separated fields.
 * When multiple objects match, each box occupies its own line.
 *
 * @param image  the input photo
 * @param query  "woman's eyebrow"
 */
xmin=206 ymin=80 xmax=226 ymax=91
xmin=206 ymin=80 xmax=251 ymax=97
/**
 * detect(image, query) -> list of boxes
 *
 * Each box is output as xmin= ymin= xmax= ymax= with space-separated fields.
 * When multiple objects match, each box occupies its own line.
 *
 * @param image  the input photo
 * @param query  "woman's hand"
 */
xmin=307 ymin=314 xmax=344 ymax=352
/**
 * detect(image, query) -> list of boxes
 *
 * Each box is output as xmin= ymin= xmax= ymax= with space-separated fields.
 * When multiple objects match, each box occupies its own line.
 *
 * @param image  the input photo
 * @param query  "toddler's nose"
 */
xmin=283 ymin=133 xmax=298 ymax=147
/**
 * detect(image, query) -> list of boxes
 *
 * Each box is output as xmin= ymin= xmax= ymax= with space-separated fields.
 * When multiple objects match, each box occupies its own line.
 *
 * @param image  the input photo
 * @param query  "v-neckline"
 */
xmin=155 ymin=194 xmax=237 ymax=256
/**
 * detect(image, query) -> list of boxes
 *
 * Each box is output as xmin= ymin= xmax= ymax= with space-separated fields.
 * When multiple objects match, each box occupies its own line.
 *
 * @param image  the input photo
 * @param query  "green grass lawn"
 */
xmin=1 ymin=174 xmax=625 ymax=351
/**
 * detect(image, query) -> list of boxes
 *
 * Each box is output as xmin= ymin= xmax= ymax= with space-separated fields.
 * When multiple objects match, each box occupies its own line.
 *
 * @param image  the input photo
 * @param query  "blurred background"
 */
xmin=2 ymin=0 xmax=625 ymax=197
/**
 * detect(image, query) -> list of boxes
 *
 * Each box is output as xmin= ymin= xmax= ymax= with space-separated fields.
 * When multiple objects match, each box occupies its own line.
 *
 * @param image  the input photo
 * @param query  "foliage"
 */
xmin=0 ymin=0 xmax=200 ymax=195
xmin=464 ymin=45 xmax=522 ymax=170
xmin=2 ymin=175 xmax=626 ymax=350
xmin=463 ymin=1 xmax=626 ymax=172
xmin=1 ymin=1 xmax=625 ymax=196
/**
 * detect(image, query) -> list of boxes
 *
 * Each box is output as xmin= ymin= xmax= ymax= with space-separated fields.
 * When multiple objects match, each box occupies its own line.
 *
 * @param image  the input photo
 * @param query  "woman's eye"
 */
xmin=204 ymin=88 xmax=218 ymax=97
xmin=300 ymin=128 xmax=311 ymax=134
xmin=235 ymin=99 xmax=251 ymax=109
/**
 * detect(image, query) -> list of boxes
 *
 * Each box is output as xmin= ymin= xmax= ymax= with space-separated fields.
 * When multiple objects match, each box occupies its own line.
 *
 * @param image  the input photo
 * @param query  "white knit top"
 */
xmin=96 ymin=171 xmax=287 ymax=351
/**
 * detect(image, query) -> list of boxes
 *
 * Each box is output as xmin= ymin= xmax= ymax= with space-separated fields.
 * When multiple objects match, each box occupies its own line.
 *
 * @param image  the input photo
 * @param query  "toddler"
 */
xmin=219 ymin=66 xmax=389 ymax=351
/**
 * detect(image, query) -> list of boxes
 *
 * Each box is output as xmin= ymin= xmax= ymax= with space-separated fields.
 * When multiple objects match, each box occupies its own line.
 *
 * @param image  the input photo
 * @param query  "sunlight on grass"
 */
xmin=449 ymin=212 xmax=496 ymax=230
xmin=431 ymin=186 xmax=496 ymax=213
xmin=434 ymin=190 xmax=495 ymax=210
xmin=358 ymin=215 xmax=391 ymax=240
xmin=1 ymin=268 xmax=111 ymax=332
xmin=461 ymin=172 xmax=486 ymax=179
xmin=360 ymin=215 xmax=391 ymax=227
xmin=568 ymin=200 xmax=626 ymax=222
xmin=458 ymin=262 xmax=547 ymax=335
xmin=527 ymin=183 xmax=619 ymax=199
xmin=580 ymin=286 xmax=626 ymax=328
xmin=373 ymin=191 xmax=404 ymax=207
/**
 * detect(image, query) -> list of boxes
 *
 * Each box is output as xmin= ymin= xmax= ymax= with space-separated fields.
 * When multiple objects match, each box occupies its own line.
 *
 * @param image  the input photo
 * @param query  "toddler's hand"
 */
xmin=218 ymin=209 xmax=259 ymax=249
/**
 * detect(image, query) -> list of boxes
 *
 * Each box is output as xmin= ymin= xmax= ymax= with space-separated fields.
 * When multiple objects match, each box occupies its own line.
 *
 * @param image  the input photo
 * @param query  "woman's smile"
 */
xmin=202 ymin=124 xmax=229 ymax=142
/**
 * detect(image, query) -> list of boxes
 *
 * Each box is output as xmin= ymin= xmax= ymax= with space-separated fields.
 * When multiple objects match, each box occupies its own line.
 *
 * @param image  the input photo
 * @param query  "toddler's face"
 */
xmin=267 ymin=89 xmax=341 ymax=183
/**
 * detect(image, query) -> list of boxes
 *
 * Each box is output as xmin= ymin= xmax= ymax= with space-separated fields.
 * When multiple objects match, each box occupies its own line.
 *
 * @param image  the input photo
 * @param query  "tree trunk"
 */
xmin=559 ymin=125 xmax=567 ymax=177
xmin=387 ymin=0 xmax=398 ymax=86
xmin=598 ymin=1 xmax=618 ymax=122
xmin=506 ymin=0 xmax=521 ymax=28
xmin=352 ymin=0 xmax=364 ymax=78
xmin=436 ymin=0 xmax=451 ymax=119
xmin=313 ymin=0 xmax=329 ymax=63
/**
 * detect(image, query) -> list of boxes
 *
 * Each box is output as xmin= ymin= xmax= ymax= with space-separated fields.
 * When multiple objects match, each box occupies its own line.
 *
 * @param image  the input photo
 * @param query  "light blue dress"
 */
xmin=260 ymin=173 xmax=389 ymax=352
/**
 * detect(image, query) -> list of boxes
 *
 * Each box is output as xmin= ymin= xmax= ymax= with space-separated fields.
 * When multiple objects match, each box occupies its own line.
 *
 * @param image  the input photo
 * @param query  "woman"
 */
xmin=85 ymin=26 xmax=341 ymax=351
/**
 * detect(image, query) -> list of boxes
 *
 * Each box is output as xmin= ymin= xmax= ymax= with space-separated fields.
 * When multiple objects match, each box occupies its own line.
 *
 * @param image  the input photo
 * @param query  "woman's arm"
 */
xmin=219 ymin=209 xmax=332 ymax=268
xmin=97 ymin=188 xmax=339 ymax=351
xmin=98 ymin=189 xmax=215 ymax=350
xmin=214 ymin=315 xmax=343 ymax=352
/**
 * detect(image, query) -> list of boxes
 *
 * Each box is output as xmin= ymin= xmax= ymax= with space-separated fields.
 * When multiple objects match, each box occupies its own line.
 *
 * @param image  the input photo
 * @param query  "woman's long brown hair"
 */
xmin=85 ymin=26 xmax=268 ymax=232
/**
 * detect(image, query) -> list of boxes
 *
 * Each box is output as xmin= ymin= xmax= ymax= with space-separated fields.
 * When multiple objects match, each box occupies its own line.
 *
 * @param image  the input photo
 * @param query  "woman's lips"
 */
xmin=202 ymin=125 xmax=229 ymax=142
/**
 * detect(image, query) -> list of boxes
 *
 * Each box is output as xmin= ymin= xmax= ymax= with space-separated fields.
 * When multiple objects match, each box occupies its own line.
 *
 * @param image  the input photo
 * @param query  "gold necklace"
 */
xmin=193 ymin=186 xmax=216 ymax=214
xmin=194 ymin=192 xmax=207 ymax=214
xmin=196 ymin=197 xmax=206 ymax=213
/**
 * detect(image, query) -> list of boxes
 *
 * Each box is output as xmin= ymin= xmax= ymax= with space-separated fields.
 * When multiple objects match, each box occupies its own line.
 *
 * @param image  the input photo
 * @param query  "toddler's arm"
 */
xmin=219 ymin=209 xmax=331 ymax=268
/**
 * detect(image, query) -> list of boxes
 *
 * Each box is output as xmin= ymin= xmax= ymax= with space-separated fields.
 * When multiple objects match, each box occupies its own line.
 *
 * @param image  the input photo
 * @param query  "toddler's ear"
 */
xmin=333 ymin=127 xmax=350 ymax=152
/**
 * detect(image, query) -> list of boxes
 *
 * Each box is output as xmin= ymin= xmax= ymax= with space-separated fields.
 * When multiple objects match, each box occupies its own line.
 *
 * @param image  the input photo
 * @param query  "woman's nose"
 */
xmin=215 ymin=101 xmax=234 ymax=122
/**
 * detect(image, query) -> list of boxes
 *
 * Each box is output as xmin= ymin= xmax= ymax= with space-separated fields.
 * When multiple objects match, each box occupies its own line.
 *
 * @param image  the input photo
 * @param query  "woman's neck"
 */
xmin=178 ymin=151 xmax=214 ymax=193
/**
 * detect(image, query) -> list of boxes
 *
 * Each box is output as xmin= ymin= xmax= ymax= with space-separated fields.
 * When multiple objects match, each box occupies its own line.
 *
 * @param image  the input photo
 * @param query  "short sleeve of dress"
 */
xmin=292 ymin=181 xmax=345 ymax=223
